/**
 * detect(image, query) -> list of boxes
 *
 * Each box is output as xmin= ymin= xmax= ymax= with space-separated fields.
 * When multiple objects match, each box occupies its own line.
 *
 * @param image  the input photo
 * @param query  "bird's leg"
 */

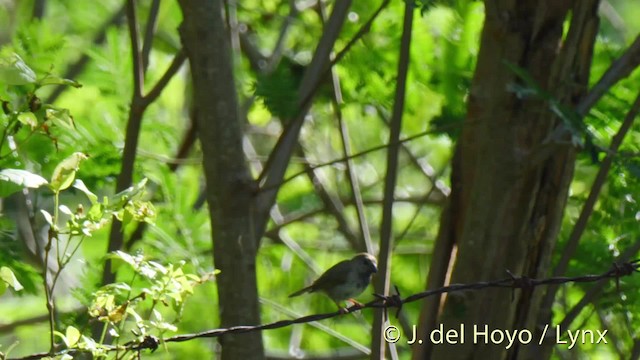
xmin=333 ymin=300 xmax=350 ymax=314
xmin=336 ymin=299 xmax=364 ymax=314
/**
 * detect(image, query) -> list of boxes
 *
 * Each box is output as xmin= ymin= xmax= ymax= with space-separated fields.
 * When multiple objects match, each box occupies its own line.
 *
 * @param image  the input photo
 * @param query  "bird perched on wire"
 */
xmin=289 ymin=253 xmax=378 ymax=312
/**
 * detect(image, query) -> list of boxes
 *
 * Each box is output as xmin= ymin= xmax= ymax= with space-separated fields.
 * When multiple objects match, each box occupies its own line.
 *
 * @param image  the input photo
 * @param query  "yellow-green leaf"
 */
xmin=0 ymin=266 xmax=23 ymax=292
xmin=50 ymin=152 xmax=88 ymax=193
xmin=66 ymin=326 xmax=81 ymax=346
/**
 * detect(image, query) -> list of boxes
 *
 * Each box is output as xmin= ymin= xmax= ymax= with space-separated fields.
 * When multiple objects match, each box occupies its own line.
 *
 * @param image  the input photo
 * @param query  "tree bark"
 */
xmin=422 ymin=1 xmax=600 ymax=359
xmin=178 ymin=1 xmax=264 ymax=359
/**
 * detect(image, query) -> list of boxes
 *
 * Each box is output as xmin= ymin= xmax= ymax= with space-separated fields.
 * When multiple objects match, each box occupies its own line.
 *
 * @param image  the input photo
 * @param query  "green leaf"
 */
xmin=121 ymin=206 xmax=133 ymax=228
xmin=110 ymin=251 xmax=140 ymax=269
xmin=0 ymin=169 xmax=48 ymax=187
xmin=74 ymin=179 xmax=98 ymax=204
xmin=38 ymin=75 xmax=82 ymax=88
xmin=53 ymin=330 xmax=69 ymax=347
xmin=108 ymin=178 xmax=148 ymax=208
xmin=17 ymin=112 xmax=37 ymax=129
xmin=59 ymin=204 xmax=73 ymax=215
xmin=50 ymin=152 xmax=88 ymax=193
xmin=0 ymin=267 xmax=24 ymax=292
xmin=254 ymin=58 xmax=303 ymax=119
xmin=65 ymin=326 xmax=81 ymax=346
xmin=45 ymin=107 xmax=75 ymax=130
xmin=0 ymin=53 xmax=36 ymax=85
xmin=40 ymin=209 xmax=53 ymax=226
xmin=0 ymin=169 xmax=48 ymax=197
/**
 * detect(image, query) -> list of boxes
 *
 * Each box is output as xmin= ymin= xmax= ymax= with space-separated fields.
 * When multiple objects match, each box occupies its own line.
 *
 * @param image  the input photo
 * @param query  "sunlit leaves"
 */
xmin=0 ymin=168 xmax=48 ymax=197
xmin=45 ymin=106 xmax=76 ymax=130
xmin=0 ymin=266 xmax=23 ymax=296
xmin=38 ymin=75 xmax=82 ymax=88
xmin=0 ymin=52 xmax=36 ymax=85
xmin=254 ymin=58 xmax=304 ymax=120
xmin=54 ymin=326 xmax=81 ymax=348
xmin=50 ymin=152 xmax=88 ymax=193
xmin=73 ymin=179 xmax=98 ymax=204
xmin=89 ymin=252 xmax=214 ymax=344
xmin=16 ymin=111 xmax=37 ymax=129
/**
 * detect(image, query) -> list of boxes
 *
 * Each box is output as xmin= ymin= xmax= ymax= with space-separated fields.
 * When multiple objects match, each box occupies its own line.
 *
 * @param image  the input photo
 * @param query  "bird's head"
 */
xmin=351 ymin=253 xmax=378 ymax=275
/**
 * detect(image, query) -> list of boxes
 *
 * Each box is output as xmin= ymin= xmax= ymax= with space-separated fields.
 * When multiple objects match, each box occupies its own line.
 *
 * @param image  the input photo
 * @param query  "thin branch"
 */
xmin=244 ymin=137 xmax=321 ymax=273
xmin=301 ymin=149 xmax=360 ymax=250
xmin=103 ymin=40 xmax=185 ymax=287
xmin=102 ymin=0 xmax=146 ymax=288
xmin=577 ymin=34 xmax=640 ymax=116
xmin=141 ymin=49 xmax=187 ymax=107
xmin=594 ymin=307 xmax=626 ymax=358
xmin=32 ymin=0 xmax=45 ymax=19
xmin=259 ymin=126 xmax=455 ymax=193
xmin=375 ymin=105 xmax=451 ymax=197
xmin=317 ymin=0 xmax=372 ymax=254
xmin=45 ymin=5 xmax=127 ymax=104
xmin=254 ymin=0 xmax=353 ymax=196
xmin=559 ymin=239 xmax=640 ymax=334
xmin=371 ymin=1 xmax=414 ymax=358
xmin=126 ymin=0 xmax=144 ymax=100
xmin=394 ymin=163 xmax=448 ymax=246
xmin=141 ymin=0 xmax=161 ymax=72
xmin=264 ymin=192 xmax=444 ymax=240
xmin=253 ymin=0 xmax=391 ymax=240
xmin=264 ymin=0 xmax=300 ymax=72
xmin=544 ymin=90 xmax=640 ymax=306
xmin=329 ymin=0 xmax=391 ymax=75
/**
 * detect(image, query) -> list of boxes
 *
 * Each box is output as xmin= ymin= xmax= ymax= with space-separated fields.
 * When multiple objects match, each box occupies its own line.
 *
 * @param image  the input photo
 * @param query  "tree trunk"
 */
xmin=422 ymin=1 xmax=600 ymax=359
xmin=178 ymin=1 xmax=264 ymax=359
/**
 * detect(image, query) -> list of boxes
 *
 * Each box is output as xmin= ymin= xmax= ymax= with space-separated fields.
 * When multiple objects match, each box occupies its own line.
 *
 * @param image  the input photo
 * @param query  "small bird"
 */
xmin=289 ymin=253 xmax=378 ymax=311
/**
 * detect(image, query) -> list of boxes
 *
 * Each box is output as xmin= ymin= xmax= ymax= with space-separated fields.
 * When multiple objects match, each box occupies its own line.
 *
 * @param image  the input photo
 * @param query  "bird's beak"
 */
xmin=371 ymin=262 xmax=378 ymax=273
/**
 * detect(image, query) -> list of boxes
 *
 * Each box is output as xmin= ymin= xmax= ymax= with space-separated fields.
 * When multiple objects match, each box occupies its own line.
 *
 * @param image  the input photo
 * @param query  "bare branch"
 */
xmin=371 ymin=2 xmax=414 ymax=358
xmin=254 ymin=0 xmax=353 ymax=189
xmin=577 ymin=34 xmax=640 ymax=116
xmin=141 ymin=0 xmax=161 ymax=72
xmin=551 ymin=90 xmax=640 ymax=285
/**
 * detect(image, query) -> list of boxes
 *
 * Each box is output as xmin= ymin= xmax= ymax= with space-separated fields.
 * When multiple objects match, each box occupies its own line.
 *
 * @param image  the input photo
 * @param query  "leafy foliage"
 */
xmin=1 ymin=0 xmax=640 ymax=359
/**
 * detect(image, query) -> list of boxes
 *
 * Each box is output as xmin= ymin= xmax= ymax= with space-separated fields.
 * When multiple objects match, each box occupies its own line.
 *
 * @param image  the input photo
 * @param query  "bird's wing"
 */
xmin=310 ymin=259 xmax=351 ymax=289
xmin=288 ymin=285 xmax=314 ymax=297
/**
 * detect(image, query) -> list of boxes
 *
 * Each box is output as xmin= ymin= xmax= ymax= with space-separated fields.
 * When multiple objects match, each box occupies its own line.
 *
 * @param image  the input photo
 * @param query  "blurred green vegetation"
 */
xmin=0 ymin=0 xmax=639 ymax=359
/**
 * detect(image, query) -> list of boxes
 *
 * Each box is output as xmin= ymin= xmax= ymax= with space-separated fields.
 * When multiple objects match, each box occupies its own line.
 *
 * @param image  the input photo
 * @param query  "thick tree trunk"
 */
xmin=178 ymin=1 xmax=264 ymax=359
xmin=422 ymin=1 xmax=600 ymax=359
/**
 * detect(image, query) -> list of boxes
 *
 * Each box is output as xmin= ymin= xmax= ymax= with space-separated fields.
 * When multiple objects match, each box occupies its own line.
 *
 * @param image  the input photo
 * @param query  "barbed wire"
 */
xmin=10 ymin=260 xmax=640 ymax=360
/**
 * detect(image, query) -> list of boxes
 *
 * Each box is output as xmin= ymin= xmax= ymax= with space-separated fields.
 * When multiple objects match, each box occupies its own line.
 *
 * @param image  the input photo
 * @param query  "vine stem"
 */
xmin=43 ymin=191 xmax=60 ymax=353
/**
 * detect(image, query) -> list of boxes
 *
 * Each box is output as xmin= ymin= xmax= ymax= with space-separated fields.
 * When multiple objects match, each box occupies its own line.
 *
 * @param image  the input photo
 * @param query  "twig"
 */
xmin=45 ymin=5 xmax=127 ymax=104
xmin=253 ymin=0 xmax=391 ymax=240
xmin=544 ymin=90 xmax=640 ymax=310
xmin=102 ymin=0 xmax=146 ymax=287
xmin=317 ymin=0 xmax=373 ymax=254
xmin=577 ymin=34 xmax=640 ymax=116
xmin=141 ymin=0 xmax=161 ymax=72
xmin=371 ymin=2 xmax=414 ymax=358
xmin=301 ymin=150 xmax=361 ymax=250
xmin=259 ymin=125 xmax=456 ymax=193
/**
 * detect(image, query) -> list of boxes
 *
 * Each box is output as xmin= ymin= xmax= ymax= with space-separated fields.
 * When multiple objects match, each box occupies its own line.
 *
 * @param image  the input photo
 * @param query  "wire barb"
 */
xmin=13 ymin=260 xmax=640 ymax=359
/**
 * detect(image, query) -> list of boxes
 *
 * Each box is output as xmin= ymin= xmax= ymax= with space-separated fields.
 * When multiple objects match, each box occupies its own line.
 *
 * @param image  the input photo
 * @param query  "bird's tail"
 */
xmin=288 ymin=286 xmax=313 ymax=298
